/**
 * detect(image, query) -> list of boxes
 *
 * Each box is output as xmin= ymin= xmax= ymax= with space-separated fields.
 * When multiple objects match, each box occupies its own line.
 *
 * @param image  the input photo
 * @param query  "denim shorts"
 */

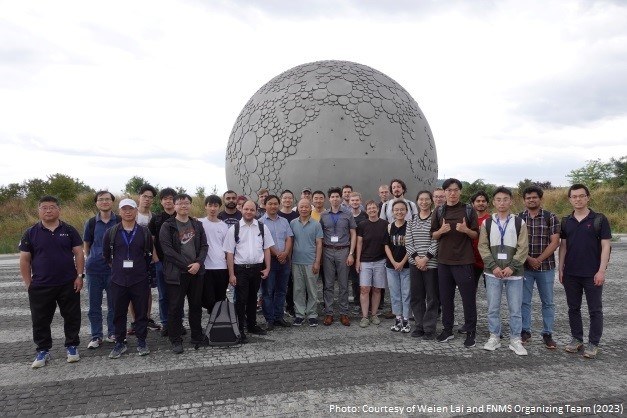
xmin=359 ymin=259 xmax=387 ymax=288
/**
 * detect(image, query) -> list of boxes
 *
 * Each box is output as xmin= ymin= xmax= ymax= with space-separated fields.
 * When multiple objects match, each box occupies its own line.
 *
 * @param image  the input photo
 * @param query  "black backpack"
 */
xmin=204 ymin=299 xmax=241 ymax=347
xmin=560 ymin=212 xmax=607 ymax=240
xmin=233 ymin=220 xmax=265 ymax=246
xmin=484 ymin=216 xmax=523 ymax=241
xmin=434 ymin=203 xmax=476 ymax=226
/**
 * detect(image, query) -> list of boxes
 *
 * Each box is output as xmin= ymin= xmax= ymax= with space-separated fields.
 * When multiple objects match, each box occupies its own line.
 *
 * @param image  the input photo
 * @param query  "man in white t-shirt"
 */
xmin=199 ymin=195 xmax=230 ymax=315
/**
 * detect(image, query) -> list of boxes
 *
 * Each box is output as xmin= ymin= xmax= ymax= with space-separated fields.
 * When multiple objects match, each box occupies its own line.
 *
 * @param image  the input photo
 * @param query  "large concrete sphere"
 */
xmin=225 ymin=60 xmax=437 ymax=200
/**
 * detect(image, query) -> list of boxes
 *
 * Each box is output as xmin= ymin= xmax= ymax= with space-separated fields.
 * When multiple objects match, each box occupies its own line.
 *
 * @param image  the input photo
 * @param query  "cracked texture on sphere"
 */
xmin=226 ymin=60 xmax=437 ymax=200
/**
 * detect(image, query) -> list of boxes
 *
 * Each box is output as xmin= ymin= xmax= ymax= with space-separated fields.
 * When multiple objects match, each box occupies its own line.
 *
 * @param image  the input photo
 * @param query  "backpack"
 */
xmin=434 ymin=203 xmax=475 ymax=226
xmin=484 ymin=216 xmax=523 ymax=242
xmin=233 ymin=220 xmax=265 ymax=246
xmin=518 ymin=209 xmax=553 ymax=230
xmin=204 ymin=299 xmax=241 ymax=346
xmin=560 ymin=212 xmax=607 ymax=240
xmin=107 ymin=223 xmax=154 ymax=282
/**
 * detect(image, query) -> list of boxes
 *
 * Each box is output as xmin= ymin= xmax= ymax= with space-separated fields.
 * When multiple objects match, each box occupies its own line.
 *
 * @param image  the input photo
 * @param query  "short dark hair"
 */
xmin=328 ymin=187 xmax=342 ymax=197
xmin=204 ymin=194 xmax=222 ymax=206
xmin=470 ymin=190 xmax=489 ymax=203
xmin=264 ymin=194 xmax=280 ymax=205
xmin=522 ymin=186 xmax=543 ymax=199
xmin=159 ymin=187 xmax=176 ymax=200
xmin=364 ymin=199 xmax=378 ymax=209
xmin=342 ymin=185 xmax=353 ymax=192
xmin=568 ymin=183 xmax=590 ymax=197
xmin=416 ymin=190 xmax=433 ymax=202
xmin=174 ymin=193 xmax=192 ymax=203
xmin=392 ymin=198 xmax=409 ymax=211
xmin=312 ymin=190 xmax=325 ymax=198
xmin=223 ymin=190 xmax=237 ymax=198
xmin=390 ymin=179 xmax=407 ymax=194
xmin=39 ymin=195 xmax=59 ymax=205
xmin=94 ymin=190 xmax=115 ymax=203
xmin=139 ymin=184 xmax=157 ymax=197
xmin=442 ymin=178 xmax=462 ymax=190
xmin=492 ymin=186 xmax=513 ymax=198
xmin=280 ymin=189 xmax=294 ymax=198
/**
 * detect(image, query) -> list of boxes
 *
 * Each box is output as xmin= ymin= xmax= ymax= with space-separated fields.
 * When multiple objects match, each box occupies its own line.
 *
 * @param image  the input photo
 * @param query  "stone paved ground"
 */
xmin=0 ymin=244 xmax=625 ymax=417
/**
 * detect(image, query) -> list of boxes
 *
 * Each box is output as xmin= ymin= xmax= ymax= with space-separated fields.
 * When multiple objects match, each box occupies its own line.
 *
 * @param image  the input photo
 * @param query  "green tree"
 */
xmin=125 ymin=176 xmax=148 ymax=194
xmin=461 ymin=179 xmax=496 ymax=203
xmin=195 ymin=186 xmax=206 ymax=200
xmin=517 ymin=179 xmax=554 ymax=195
xmin=610 ymin=156 xmax=627 ymax=187
xmin=0 ymin=183 xmax=24 ymax=203
xmin=45 ymin=173 xmax=94 ymax=202
xmin=567 ymin=159 xmax=613 ymax=187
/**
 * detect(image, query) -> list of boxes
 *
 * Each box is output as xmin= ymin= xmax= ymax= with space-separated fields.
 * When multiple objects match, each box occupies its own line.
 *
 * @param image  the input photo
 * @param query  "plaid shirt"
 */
xmin=519 ymin=209 xmax=560 ymax=271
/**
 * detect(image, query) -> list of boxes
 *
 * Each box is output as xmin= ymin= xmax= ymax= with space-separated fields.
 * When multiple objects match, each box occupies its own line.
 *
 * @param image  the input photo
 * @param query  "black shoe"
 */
xmin=274 ymin=318 xmax=291 ymax=327
xmin=147 ymin=319 xmax=161 ymax=331
xmin=181 ymin=327 xmax=187 ymax=336
xmin=172 ymin=343 xmax=184 ymax=354
xmin=191 ymin=336 xmax=209 ymax=347
xmin=411 ymin=329 xmax=425 ymax=338
xmin=521 ymin=330 xmax=531 ymax=344
xmin=457 ymin=325 xmax=468 ymax=334
xmin=161 ymin=328 xmax=169 ymax=337
xmin=266 ymin=322 xmax=275 ymax=331
xmin=249 ymin=325 xmax=267 ymax=335
xmin=423 ymin=332 xmax=435 ymax=340
xmin=437 ymin=329 xmax=454 ymax=343
xmin=464 ymin=331 xmax=476 ymax=348
xmin=239 ymin=333 xmax=248 ymax=344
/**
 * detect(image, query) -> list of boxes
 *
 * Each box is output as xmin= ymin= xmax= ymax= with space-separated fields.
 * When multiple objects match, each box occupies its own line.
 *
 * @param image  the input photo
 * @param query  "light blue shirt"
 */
xmin=261 ymin=213 xmax=293 ymax=253
xmin=290 ymin=217 xmax=323 ymax=265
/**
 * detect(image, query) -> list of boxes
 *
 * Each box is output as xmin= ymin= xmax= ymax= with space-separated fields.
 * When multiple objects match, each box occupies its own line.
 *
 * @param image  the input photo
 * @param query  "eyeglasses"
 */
xmin=140 ymin=195 xmax=154 ymax=200
xmin=38 ymin=206 xmax=59 ymax=211
xmin=445 ymin=188 xmax=460 ymax=193
xmin=96 ymin=198 xmax=112 ymax=202
xmin=570 ymin=194 xmax=588 ymax=200
xmin=175 ymin=202 xmax=191 ymax=206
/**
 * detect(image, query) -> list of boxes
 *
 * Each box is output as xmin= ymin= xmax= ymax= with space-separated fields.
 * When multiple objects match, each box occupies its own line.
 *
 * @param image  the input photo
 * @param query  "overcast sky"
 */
xmin=1 ymin=0 xmax=626 ymax=196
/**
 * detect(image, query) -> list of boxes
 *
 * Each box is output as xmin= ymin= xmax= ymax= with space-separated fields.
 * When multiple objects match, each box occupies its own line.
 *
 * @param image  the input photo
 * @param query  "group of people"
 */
xmin=19 ymin=177 xmax=611 ymax=368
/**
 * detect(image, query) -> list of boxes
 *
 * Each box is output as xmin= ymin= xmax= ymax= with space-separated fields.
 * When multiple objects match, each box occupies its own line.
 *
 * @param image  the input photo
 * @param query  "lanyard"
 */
xmin=329 ymin=211 xmax=341 ymax=234
xmin=494 ymin=216 xmax=511 ymax=250
xmin=121 ymin=225 xmax=138 ymax=260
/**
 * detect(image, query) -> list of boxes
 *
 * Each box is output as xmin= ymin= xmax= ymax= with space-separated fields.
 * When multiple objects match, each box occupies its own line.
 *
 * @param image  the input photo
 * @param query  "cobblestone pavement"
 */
xmin=0 ymin=244 xmax=625 ymax=417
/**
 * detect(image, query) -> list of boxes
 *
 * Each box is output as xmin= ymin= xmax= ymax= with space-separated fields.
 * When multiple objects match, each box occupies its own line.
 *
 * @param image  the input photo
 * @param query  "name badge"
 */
xmin=123 ymin=260 xmax=134 ymax=268
xmin=331 ymin=236 xmax=339 ymax=243
xmin=497 ymin=253 xmax=508 ymax=260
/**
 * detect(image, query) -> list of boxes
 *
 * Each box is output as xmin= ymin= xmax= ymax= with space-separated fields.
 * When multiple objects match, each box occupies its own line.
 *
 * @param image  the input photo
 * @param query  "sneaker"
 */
xmin=383 ymin=311 xmax=395 ymax=319
xmin=31 ymin=350 xmax=50 ymax=368
xmin=370 ymin=315 xmax=381 ymax=325
xmin=457 ymin=325 xmax=467 ymax=334
xmin=137 ymin=344 xmax=150 ymax=356
xmin=293 ymin=317 xmax=304 ymax=326
xmin=411 ymin=329 xmax=425 ymax=338
xmin=509 ymin=339 xmax=528 ymax=356
xmin=147 ymin=319 xmax=161 ymax=331
xmin=105 ymin=335 xmax=116 ymax=343
xmin=400 ymin=320 xmax=411 ymax=333
xmin=521 ymin=330 xmax=531 ymax=344
xmin=359 ymin=317 xmax=370 ymax=328
xmin=564 ymin=337 xmax=584 ymax=353
xmin=87 ymin=337 xmax=102 ymax=349
xmin=464 ymin=331 xmax=476 ymax=348
xmin=542 ymin=333 xmax=557 ymax=349
xmin=249 ymin=325 xmax=267 ymax=335
xmin=583 ymin=343 xmax=599 ymax=359
xmin=172 ymin=342 xmax=184 ymax=354
xmin=308 ymin=318 xmax=318 ymax=327
xmin=390 ymin=318 xmax=402 ymax=332
xmin=109 ymin=343 xmax=128 ymax=359
xmin=66 ymin=346 xmax=80 ymax=363
xmin=483 ymin=334 xmax=501 ymax=351
xmin=423 ymin=332 xmax=435 ymax=341
xmin=436 ymin=329 xmax=454 ymax=343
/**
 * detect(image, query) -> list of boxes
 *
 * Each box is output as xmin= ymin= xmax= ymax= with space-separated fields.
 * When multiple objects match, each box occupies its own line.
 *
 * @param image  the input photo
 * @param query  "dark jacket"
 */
xmin=159 ymin=217 xmax=208 ymax=285
xmin=148 ymin=211 xmax=175 ymax=261
xmin=103 ymin=223 xmax=153 ymax=287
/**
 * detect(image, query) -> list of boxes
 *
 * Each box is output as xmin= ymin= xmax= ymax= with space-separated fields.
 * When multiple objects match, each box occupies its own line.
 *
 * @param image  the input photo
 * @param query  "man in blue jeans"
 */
xmin=559 ymin=184 xmax=611 ymax=359
xmin=83 ymin=191 xmax=119 ymax=348
xmin=261 ymin=195 xmax=293 ymax=329
xmin=519 ymin=186 xmax=560 ymax=349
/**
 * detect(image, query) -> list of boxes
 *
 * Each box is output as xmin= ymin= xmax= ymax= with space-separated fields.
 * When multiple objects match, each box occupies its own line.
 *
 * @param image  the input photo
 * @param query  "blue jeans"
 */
xmin=485 ymin=276 xmax=523 ymax=338
xmin=155 ymin=261 xmax=169 ymax=326
xmin=86 ymin=273 xmax=114 ymax=339
xmin=262 ymin=259 xmax=291 ymax=323
xmin=386 ymin=267 xmax=411 ymax=319
xmin=522 ymin=269 xmax=555 ymax=335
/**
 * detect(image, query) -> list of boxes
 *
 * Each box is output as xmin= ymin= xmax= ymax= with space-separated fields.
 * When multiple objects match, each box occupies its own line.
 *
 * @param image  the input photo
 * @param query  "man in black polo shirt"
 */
xmin=19 ymin=195 xmax=84 ymax=368
xmin=218 ymin=190 xmax=242 ymax=227
xmin=559 ymin=183 xmax=611 ymax=359
xmin=148 ymin=187 xmax=177 ymax=336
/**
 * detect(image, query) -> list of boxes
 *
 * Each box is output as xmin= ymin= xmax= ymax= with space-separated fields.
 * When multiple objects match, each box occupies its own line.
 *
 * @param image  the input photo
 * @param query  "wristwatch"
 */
xmin=77 ymin=273 xmax=85 ymax=279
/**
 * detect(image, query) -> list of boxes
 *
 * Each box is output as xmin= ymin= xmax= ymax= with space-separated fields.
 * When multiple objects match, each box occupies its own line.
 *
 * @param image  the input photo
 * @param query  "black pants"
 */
xmin=167 ymin=273 xmax=203 ymax=344
xmin=438 ymin=263 xmax=477 ymax=333
xmin=285 ymin=271 xmax=295 ymax=312
xmin=202 ymin=269 xmax=229 ymax=314
xmin=234 ymin=264 xmax=262 ymax=332
xmin=110 ymin=280 xmax=149 ymax=344
xmin=410 ymin=265 xmax=439 ymax=334
xmin=28 ymin=281 xmax=80 ymax=351
xmin=563 ymin=274 xmax=603 ymax=345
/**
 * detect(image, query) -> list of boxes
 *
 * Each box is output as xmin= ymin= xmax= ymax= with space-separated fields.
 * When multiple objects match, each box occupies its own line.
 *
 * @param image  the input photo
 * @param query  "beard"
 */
xmin=226 ymin=202 xmax=237 ymax=209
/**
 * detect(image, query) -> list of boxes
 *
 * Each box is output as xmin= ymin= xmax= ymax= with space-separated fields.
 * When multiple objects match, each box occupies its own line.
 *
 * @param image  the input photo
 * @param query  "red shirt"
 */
xmin=473 ymin=213 xmax=491 ymax=268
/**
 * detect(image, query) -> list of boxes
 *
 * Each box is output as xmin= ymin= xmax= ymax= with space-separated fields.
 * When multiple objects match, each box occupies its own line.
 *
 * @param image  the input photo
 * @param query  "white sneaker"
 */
xmin=483 ymin=334 xmax=501 ymax=351
xmin=32 ymin=350 xmax=50 ymax=368
xmin=509 ymin=339 xmax=528 ymax=356
xmin=87 ymin=337 xmax=102 ymax=349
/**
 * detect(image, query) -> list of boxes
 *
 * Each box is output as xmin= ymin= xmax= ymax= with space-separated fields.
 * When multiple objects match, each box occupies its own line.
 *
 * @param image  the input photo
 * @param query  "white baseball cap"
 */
xmin=119 ymin=198 xmax=138 ymax=209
